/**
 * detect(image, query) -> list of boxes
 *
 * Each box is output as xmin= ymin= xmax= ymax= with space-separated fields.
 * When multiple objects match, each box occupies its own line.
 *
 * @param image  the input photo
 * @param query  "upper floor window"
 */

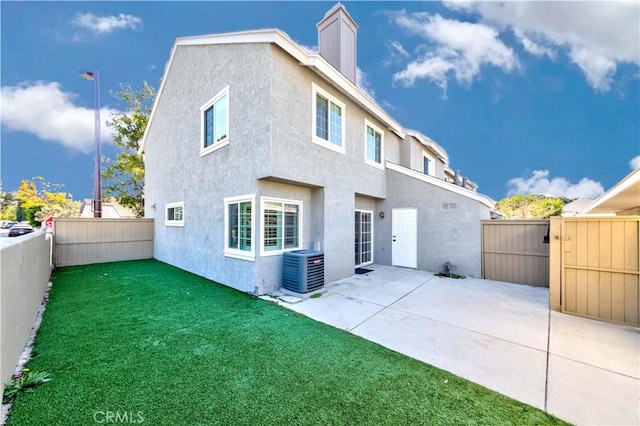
xmin=423 ymin=151 xmax=435 ymax=177
xmin=364 ymin=120 xmax=383 ymax=169
xmin=224 ymin=195 xmax=255 ymax=261
xmin=312 ymin=83 xmax=345 ymax=154
xmin=201 ymin=87 xmax=229 ymax=156
xmin=261 ymin=197 xmax=302 ymax=256
xmin=166 ymin=202 xmax=184 ymax=227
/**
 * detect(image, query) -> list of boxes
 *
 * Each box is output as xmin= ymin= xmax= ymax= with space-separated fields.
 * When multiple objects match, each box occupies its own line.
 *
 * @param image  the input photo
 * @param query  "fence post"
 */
xmin=549 ymin=217 xmax=562 ymax=311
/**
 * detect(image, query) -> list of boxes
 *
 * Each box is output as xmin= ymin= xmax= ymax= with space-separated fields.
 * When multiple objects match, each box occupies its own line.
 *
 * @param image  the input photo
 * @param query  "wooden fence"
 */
xmin=549 ymin=216 xmax=639 ymax=326
xmin=54 ymin=218 xmax=154 ymax=267
xmin=481 ymin=220 xmax=550 ymax=287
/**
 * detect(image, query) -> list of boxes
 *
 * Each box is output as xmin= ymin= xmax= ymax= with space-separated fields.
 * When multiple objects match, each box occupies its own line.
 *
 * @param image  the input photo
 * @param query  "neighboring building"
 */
xmin=79 ymin=199 xmax=137 ymax=219
xmin=579 ymin=168 xmax=640 ymax=216
xmin=561 ymin=198 xmax=594 ymax=217
xmin=141 ymin=3 xmax=498 ymax=295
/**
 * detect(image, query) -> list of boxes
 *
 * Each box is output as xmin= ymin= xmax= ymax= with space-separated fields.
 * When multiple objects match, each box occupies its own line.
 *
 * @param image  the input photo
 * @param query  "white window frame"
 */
xmin=200 ymin=86 xmax=230 ymax=157
xmin=364 ymin=119 xmax=384 ymax=170
xmin=165 ymin=202 xmax=185 ymax=227
xmin=311 ymin=83 xmax=346 ymax=154
xmin=422 ymin=150 xmax=436 ymax=177
xmin=223 ymin=194 xmax=256 ymax=261
xmin=260 ymin=197 xmax=303 ymax=257
xmin=355 ymin=209 xmax=374 ymax=267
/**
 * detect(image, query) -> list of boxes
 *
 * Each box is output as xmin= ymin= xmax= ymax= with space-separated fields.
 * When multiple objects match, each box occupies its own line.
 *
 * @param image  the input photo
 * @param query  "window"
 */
xmin=423 ymin=151 xmax=435 ymax=176
xmin=200 ymin=87 xmax=229 ymax=156
xmin=224 ymin=195 xmax=255 ymax=260
xmin=261 ymin=197 xmax=302 ymax=255
xmin=355 ymin=210 xmax=373 ymax=266
xmin=166 ymin=202 xmax=184 ymax=226
xmin=364 ymin=120 xmax=384 ymax=168
xmin=312 ymin=83 xmax=345 ymax=153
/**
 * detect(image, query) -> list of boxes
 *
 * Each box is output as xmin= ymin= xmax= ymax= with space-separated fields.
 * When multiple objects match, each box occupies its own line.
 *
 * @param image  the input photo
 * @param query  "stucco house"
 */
xmin=141 ymin=3 xmax=497 ymax=295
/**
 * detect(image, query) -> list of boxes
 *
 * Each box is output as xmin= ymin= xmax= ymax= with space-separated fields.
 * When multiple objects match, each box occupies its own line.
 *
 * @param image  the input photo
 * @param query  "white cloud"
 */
xmin=444 ymin=1 xmax=639 ymax=91
xmin=356 ymin=67 xmax=375 ymax=98
xmin=630 ymin=155 xmax=640 ymax=170
xmin=507 ymin=170 xmax=604 ymax=199
xmin=386 ymin=40 xmax=410 ymax=58
xmin=299 ymin=43 xmax=317 ymax=53
xmin=513 ymin=29 xmax=555 ymax=59
xmin=1 ymin=81 xmax=117 ymax=152
xmin=72 ymin=13 xmax=141 ymax=35
xmin=390 ymin=11 xmax=518 ymax=93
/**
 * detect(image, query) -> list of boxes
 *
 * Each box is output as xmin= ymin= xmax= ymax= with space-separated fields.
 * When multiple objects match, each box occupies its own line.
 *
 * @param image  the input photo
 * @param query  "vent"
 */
xmin=282 ymin=250 xmax=325 ymax=293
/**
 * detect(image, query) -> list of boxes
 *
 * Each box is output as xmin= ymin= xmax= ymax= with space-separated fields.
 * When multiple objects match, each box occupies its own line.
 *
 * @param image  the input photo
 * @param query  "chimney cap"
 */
xmin=316 ymin=2 xmax=359 ymax=30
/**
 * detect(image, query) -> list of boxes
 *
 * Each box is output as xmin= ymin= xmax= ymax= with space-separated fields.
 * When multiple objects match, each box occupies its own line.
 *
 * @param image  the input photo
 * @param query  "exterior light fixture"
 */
xmin=80 ymin=70 xmax=102 ymax=218
xmin=379 ymin=211 xmax=385 ymax=219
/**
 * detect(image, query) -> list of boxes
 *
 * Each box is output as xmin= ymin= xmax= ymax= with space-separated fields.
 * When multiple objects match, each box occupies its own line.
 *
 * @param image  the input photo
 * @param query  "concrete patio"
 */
xmin=269 ymin=265 xmax=640 ymax=426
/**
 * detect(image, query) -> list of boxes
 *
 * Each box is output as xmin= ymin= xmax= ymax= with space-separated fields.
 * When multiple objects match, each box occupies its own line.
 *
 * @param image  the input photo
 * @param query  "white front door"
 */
xmin=392 ymin=208 xmax=417 ymax=268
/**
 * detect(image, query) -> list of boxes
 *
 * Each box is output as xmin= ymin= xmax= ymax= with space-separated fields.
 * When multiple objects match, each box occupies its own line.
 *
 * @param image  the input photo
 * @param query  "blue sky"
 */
xmin=1 ymin=1 xmax=639 ymax=202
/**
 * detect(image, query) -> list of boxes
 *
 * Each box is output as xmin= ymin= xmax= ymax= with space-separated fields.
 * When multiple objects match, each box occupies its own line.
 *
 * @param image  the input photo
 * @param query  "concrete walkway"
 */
xmin=270 ymin=265 xmax=640 ymax=426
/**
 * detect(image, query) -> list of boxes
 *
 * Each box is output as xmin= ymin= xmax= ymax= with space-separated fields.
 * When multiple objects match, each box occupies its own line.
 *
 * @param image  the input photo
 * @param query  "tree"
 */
xmin=102 ymin=81 xmax=155 ymax=217
xmin=15 ymin=177 xmax=80 ymax=227
xmin=0 ymin=182 xmax=18 ymax=221
xmin=495 ymin=194 xmax=569 ymax=219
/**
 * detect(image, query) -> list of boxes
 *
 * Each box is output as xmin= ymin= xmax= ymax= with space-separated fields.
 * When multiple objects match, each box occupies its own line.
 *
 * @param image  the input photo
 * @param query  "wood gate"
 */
xmin=550 ymin=216 xmax=639 ymax=326
xmin=481 ymin=220 xmax=550 ymax=287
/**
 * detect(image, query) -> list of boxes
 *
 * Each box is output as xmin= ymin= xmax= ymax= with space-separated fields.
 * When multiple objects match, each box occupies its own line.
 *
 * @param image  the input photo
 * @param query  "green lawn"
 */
xmin=7 ymin=260 xmax=567 ymax=425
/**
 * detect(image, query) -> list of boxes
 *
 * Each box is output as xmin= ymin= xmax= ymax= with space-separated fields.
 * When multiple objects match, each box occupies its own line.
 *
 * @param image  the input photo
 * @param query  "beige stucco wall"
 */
xmin=0 ymin=231 xmax=52 ymax=393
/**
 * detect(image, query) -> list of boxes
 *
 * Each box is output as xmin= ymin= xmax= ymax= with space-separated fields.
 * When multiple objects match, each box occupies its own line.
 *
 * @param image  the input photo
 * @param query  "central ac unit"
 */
xmin=282 ymin=250 xmax=324 ymax=293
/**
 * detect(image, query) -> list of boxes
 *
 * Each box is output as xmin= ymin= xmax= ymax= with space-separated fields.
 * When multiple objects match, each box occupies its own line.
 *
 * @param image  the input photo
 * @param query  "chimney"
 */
xmin=317 ymin=3 xmax=359 ymax=84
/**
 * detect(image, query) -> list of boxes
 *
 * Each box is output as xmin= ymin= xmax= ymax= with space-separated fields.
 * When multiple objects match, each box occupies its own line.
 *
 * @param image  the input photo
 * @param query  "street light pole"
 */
xmin=81 ymin=70 xmax=102 ymax=218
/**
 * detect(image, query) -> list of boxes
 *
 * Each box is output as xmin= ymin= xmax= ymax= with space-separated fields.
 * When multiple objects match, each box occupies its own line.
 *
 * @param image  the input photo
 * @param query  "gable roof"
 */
xmin=580 ymin=168 xmax=640 ymax=215
xmin=139 ymin=28 xmax=406 ymax=154
xmin=404 ymin=129 xmax=449 ymax=163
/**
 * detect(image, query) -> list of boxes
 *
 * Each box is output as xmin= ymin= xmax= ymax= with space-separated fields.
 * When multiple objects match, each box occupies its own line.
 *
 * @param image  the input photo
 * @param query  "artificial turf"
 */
xmin=7 ymin=259 xmax=567 ymax=425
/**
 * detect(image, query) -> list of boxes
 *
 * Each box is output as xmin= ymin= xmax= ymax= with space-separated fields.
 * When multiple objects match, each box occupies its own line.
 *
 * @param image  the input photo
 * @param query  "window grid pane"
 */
xmin=283 ymin=204 xmax=299 ymax=248
xmin=264 ymin=207 xmax=282 ymax=251
xmin=214 ymin=95 xmax=228 ymax=143
xmin=239 ymin=202 xmax=251 ymax=251
xmin=228 ymin=203 xmax=239 ymax=249
xmin=174 ymin=206 xmax=183 ymax=221
xmin=204 ymin=107 xmax=214 ymax=148
xmin=316 ymin=95 xmax=328 ymax=140
xmin=366 ymin=126 xmax=382 ymax=163
xmin=329 ymin=102 xmax=342 ymax=146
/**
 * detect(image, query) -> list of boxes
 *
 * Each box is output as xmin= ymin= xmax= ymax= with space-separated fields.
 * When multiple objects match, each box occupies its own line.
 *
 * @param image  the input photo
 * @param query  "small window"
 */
xmin=312 ymin=83 xmax=345 ymax=153
xmin=166 ymin=202 xmax=184 ymax=226
xmin=364 ymin=120 xmax=384 ymax=168
xmin=224 ymin=195 xmax=255 ymax=260
xmin=261 ymin=198 xmax=302 ymax=255
xmin=201 ymin=87 xmax=229 ymax=156
xmin=423 ymin=151 xmax=435 ymax=176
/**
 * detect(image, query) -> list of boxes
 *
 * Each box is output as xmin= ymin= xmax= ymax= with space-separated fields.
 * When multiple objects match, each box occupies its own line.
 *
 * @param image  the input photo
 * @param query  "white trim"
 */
xmin=580 ymin=167 xmax=640 ymax=215
xmin=200 ymin=86 xmax=230 ymax=157
xmin=355 ymin=209 xmax=374 ymax=267
xmin=223 ymin=194 xmax=256 ymax=261
xmin=259 ymin=196 xmax=304 ymax=257
xmin=405 ymin=129 xmax=449 ymax=163
xmin=386 ymin=162 xmax=496 ymax=209
xmin=364 ymin=119 xmax=384 ymax=170
xmin=165 ymin=202 xmax=185 ymax=227
xmin=311 ymin=83 xmax=346 ymax=154
xmin=422 ymin=150 xmax=436 ymax=177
